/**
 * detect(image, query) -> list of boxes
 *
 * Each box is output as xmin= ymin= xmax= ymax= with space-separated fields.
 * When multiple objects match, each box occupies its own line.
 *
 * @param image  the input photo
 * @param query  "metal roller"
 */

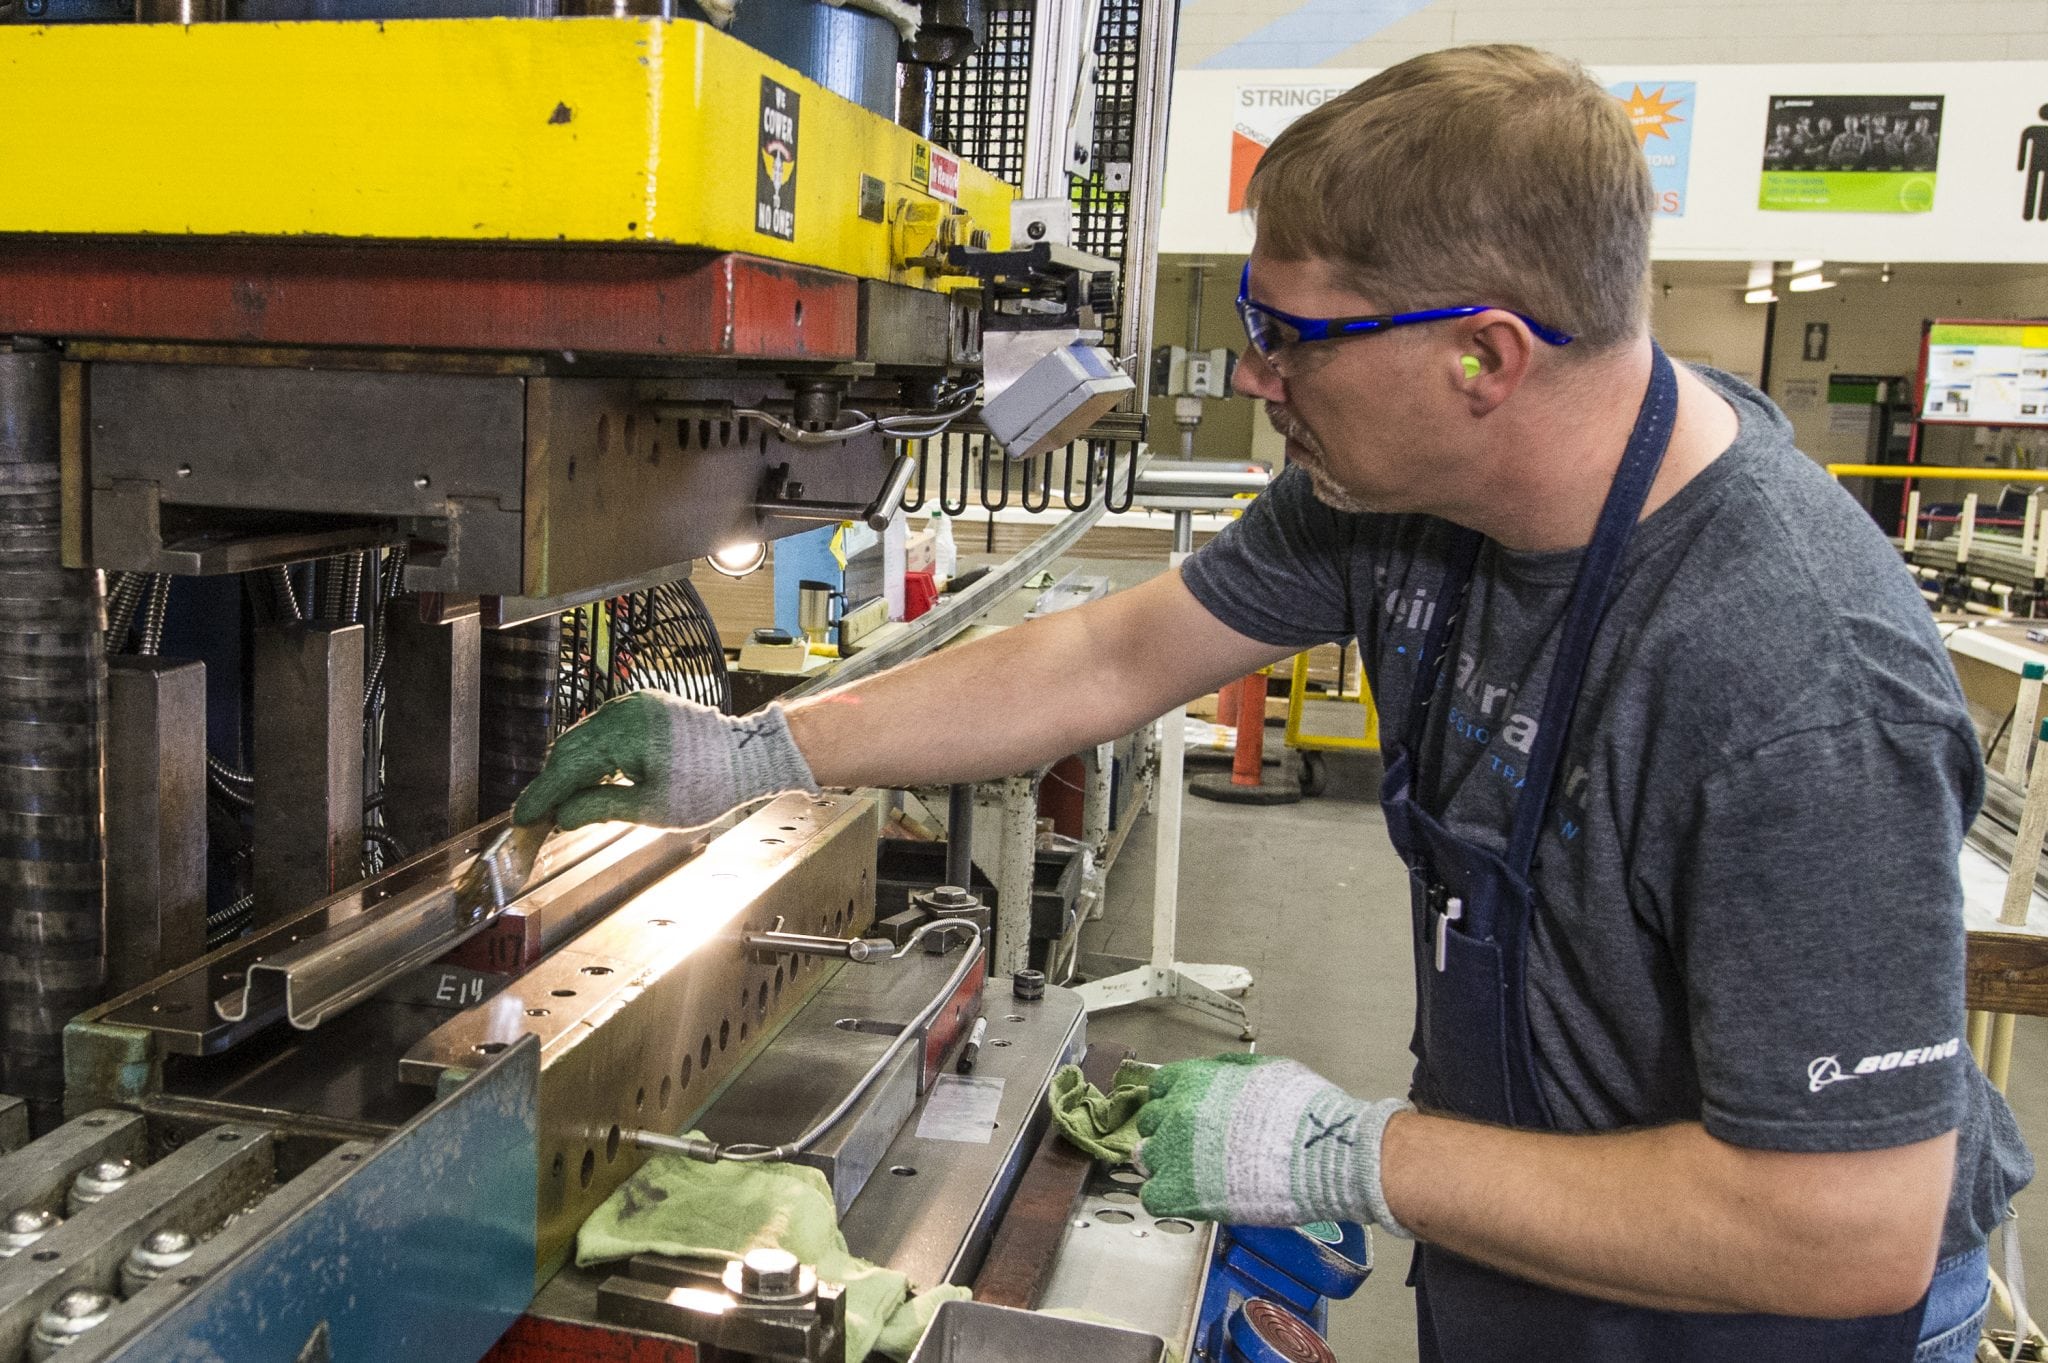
xmin=0 ymin=343 xmax=106 ymax=1133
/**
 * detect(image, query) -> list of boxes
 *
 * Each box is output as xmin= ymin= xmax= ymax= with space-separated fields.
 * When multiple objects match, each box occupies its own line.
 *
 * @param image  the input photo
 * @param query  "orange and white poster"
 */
xmin=1229 ymin=82 xmax=1353 ymax=213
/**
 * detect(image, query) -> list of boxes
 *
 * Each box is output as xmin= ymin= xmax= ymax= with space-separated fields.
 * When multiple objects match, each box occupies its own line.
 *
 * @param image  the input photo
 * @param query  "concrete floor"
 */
xmin=1080 ymin=746 xmax=2048 ymax=1360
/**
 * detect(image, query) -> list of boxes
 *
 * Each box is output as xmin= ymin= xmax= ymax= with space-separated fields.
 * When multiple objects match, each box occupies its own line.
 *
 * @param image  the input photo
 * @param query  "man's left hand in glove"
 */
xmin=1134 ymin=1052 xmax=1413 ymax=1233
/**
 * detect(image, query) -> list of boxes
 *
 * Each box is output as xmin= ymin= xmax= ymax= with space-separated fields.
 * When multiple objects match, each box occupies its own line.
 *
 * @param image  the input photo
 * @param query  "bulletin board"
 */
xmin=1920 ymin=321 xmax=2048 ymax=427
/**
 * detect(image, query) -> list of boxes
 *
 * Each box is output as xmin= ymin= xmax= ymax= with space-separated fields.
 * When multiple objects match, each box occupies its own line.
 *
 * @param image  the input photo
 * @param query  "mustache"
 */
xmin=1265 ymin=403 xmax=1318 ymax=453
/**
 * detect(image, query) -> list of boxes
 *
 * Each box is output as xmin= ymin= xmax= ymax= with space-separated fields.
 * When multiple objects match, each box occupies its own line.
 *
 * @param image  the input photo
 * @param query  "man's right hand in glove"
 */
xmin=512 ymin=691 xmax=819 ymax=831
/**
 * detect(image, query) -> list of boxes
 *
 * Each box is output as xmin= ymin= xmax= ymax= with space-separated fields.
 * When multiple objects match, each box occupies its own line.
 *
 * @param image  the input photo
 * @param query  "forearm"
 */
xmin=784 ymin=570 xmax=1286 ymax=789
xmin=1379 ymin=1112 xmax=1952 ymax=1318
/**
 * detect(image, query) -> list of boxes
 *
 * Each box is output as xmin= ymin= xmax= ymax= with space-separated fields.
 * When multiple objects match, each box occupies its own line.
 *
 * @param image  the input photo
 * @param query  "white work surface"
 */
xmin=1962 ymin=840 xmax=2048 ymax=938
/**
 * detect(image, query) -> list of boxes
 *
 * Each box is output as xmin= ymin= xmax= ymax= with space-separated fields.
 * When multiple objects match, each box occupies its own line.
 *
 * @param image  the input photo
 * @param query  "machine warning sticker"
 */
xmin=913 ymin=141 xmax=932 ymax=189
xmin=757 ymin=76 xmax=800 ymax=241
xmin=928 ymin=147 xmax=961 ymax=204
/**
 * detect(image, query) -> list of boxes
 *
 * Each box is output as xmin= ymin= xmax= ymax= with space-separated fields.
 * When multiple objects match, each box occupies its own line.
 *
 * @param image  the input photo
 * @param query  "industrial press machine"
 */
xmin=0 ymin=0 xmax=1283 ymax=1356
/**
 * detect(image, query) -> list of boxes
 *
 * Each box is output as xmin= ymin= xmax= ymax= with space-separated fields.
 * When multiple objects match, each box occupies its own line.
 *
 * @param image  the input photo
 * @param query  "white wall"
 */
xmin=1177 ymin=0 xmax=2048 ymax=70
xmin=1651 ymin=275 xmax=1768 ymax=386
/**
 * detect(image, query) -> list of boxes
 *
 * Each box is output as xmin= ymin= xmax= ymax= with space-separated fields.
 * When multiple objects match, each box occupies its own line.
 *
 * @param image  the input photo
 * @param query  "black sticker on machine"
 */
xmin=757 ymin=76 xmax=799 ymax=241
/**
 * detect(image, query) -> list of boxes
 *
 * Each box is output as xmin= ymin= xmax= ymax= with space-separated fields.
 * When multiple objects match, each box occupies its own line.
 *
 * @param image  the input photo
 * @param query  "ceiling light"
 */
xmin=1787 ymin=272 xmax=1835 ymax=293
xmin=1746 ymin=261 xmax=1774 ymax=291
xmin=1789 ymin=259 xmax=1823 ymax=275
xmin=1744 ymin=287 xmax=1779 ymax=304
xmin=708 ymin=540 xmax=767 ymax=578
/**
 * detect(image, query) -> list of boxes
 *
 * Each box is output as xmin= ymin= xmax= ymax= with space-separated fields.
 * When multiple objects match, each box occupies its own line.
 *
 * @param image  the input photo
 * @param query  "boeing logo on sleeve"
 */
xmin=1807 ymin=1037 xmax=1962 ymax=1094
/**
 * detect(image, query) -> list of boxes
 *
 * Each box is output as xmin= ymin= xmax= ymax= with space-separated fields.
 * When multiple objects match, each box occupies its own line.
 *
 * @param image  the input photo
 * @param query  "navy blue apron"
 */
xmin=1381 ymin=344 xmax=1928 ymax=1361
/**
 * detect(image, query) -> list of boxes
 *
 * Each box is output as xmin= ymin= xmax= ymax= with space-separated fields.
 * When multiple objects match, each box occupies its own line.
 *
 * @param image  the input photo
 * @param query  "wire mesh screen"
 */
xmin=1073 ymin=0 xmax=1146 ymax=353
xmin=931 ymin=5 xmax=1036 ymax=188
xmin=932 ymin=1 xmax=1154 ymax=354
xmin=556 ymin=578 xmax=732 ymax=731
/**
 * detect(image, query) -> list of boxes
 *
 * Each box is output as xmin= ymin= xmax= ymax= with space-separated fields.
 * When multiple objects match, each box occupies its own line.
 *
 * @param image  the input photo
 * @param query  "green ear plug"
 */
xmin=1460 ymin=355 xmax=1482 ymax=379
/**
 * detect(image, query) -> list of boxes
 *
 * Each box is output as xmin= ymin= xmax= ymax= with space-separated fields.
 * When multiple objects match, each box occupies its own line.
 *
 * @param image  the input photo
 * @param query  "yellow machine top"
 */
xmin=0 ymin=16 xmax=1012 ymax=285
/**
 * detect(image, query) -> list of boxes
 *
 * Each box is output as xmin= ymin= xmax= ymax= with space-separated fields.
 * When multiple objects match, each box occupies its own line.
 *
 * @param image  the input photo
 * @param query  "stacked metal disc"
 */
xmin=477 ymin=613 xmax=559 ymax=818
xmin=0 ymin=344 xmax=107 ymax=1132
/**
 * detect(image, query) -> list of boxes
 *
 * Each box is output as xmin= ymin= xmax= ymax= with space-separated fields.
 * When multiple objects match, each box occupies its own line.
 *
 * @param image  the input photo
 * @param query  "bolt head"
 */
xmin=739 ymin=1246 xmax=800 ymax=1297
xmin=1012 ymin=969 xmax=1046 ymax=1000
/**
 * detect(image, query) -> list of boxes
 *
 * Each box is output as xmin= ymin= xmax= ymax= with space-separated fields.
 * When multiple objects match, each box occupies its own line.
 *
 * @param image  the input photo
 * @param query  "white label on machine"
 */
xmin=916 ymin=1076 xmax=1005 ymax=1143
xmin=929 ymin=148 xmax=961 ymax=204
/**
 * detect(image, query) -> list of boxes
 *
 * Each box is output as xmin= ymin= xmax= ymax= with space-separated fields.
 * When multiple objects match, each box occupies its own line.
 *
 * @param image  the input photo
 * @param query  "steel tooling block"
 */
xmin=401 ymin=792 xmax=880 ymax=1274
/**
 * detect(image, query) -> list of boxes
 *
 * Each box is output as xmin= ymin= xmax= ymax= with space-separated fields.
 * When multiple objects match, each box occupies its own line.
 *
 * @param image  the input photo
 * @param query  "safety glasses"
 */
xmin=1235 ymin=263 xmax=1574 ymax=366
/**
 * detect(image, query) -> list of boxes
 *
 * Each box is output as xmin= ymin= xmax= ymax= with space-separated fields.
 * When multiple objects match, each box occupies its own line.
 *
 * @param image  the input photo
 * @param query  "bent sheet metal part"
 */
xmin=213 ymin=821 xmax=624 ymax=1031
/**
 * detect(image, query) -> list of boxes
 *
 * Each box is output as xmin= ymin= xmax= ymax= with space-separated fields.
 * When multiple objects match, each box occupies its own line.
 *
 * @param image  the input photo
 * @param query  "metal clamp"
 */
xmin=598 ymin=1249 xmax=846 ymax=1363
xmin=745 ymin=918 xmax=896 ymax=965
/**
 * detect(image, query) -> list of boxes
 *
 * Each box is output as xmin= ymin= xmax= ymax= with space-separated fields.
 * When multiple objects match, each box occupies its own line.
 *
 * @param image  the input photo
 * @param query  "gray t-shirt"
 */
xmin=1181 ymin=367 xmax=2032 ymax=1256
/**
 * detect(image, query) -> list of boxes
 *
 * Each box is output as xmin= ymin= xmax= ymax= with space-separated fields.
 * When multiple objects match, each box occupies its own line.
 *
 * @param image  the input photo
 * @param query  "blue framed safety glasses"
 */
xmin=1235 ymin=263 xmax=1574 ymax=361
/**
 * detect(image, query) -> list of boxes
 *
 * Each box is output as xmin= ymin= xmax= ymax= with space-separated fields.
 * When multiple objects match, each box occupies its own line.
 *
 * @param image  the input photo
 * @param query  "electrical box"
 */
xmin=1151 ymin=345 xmax=1237 ymax=399
xmin=981 ymin=341 xmax=1135 ymax=461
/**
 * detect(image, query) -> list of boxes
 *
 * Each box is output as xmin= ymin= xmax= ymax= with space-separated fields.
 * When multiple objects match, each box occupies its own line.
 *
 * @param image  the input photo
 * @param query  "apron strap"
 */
xmin=1405 ymin=528 xmax=1485 ymax=782
xmin=2005 ymin=1208 xmax=2031 ymax=1363
xmin=1504 ymin=344 xmax=1680 ymax=876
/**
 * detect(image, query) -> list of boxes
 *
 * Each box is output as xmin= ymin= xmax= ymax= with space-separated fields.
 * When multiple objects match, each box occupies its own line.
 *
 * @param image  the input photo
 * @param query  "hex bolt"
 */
xmin=0 ymin=1208 xmax=61 ymax=1258
xmin=28 ymin=1288 xmax=114 ymax=1360
xmin=119 ymin=1228 xmax=196 ymax=1297
xmin=739 ymin=1246 xmax=801 ymax=1299
xmin=66 ymin=1157 xmax=136 ymax=1215
xmin=1012 ymin=969 xmax=1046 ymax=1001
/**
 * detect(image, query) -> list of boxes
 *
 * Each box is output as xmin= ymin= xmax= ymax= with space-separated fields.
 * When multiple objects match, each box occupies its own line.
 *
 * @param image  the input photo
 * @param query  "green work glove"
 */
xmin=1134 ymin=1053 xmax=1412 ymax=1233
xmin=513 ymin=691 xmax=818 ymax=831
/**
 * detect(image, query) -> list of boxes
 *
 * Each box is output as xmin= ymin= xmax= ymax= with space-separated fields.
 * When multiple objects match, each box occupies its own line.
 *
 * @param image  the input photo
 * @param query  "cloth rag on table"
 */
xmin=1048 ymin=1060 xmax=1155 ymax=1162
xmin=576 ymin=1146 xmax=970 ymax=1362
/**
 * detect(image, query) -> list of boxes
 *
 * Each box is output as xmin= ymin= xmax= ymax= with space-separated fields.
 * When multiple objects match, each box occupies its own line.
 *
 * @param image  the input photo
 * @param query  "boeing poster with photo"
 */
xmin=1608 ymin=82 xmax=1693 ymax=217
xmin=1759 ymin=94 xmax=1943 ymax=213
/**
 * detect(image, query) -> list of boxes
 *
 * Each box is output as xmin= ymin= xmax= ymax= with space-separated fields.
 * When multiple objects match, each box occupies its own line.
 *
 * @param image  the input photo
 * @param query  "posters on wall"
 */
xmin=1921 ymin=323 xmax=2048 ymax=426
xmin=1759 ymin=94 xmax=1943 ymax=213
xmin=1608 ymin=82 xmax=1694 ymax=217
xmin=1228 ymin=78 xmax=1695 ymax=217
xmin=1228 ymin=82 xmax=1350 ymax=213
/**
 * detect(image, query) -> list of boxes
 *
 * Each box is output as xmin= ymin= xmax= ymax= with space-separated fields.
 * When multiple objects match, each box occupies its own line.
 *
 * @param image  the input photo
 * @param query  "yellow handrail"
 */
xmin=1828 ymin=464 xmax=2048 ymax=483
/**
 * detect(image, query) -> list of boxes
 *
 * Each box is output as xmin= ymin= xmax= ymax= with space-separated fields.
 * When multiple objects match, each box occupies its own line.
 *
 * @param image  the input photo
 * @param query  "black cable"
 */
xmin=138 ymin=574 xmax=170 ymax=656
xmin=205 ymin=894 xmax=257 ymax=949
xmin=207 ymin=755 xmax=255 ymax=809
xmin=1021 ymin=454 xmax=1052 ymax=513
xmin=268 ymin=565 xmax=302 ymax=621
xmin=104 ymin=571 xmax=145 ymax=653
xmin=343 ymin=551 xmax=365 ymax=625
xmin=1989 ymin=703 xmax=2019 ymax=771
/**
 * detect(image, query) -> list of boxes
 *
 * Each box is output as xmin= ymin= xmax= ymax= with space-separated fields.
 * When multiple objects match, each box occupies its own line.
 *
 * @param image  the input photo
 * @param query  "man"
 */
xmin=516 ymin=46 xmax=2029 ymax=1363
xmin=1909 ymin=113 xmax=1941 ymax=171
xmin=1829 ymin=113 xmax=1870 ymax=171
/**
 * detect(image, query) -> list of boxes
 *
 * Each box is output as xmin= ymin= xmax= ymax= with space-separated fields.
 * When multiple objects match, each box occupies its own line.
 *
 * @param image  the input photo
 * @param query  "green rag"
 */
xmin=575 ymin=1146 xmax=969 ymax=1362
xmin=1048 ymin=1060 xmax=1155 ymax=1162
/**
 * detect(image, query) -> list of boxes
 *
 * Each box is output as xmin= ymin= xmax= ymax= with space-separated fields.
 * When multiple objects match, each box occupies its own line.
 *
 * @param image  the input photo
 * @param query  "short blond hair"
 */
xmin=1246 ymin=45 xmax=1652 ymax=351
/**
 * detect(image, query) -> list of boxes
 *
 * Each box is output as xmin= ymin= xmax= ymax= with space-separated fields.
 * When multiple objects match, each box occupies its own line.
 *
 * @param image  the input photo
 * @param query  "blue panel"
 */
xmin=772 ymin=525 xmax=844 ymax=640
xmin=106 ymin=1038 xmax=539 ymax=1362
